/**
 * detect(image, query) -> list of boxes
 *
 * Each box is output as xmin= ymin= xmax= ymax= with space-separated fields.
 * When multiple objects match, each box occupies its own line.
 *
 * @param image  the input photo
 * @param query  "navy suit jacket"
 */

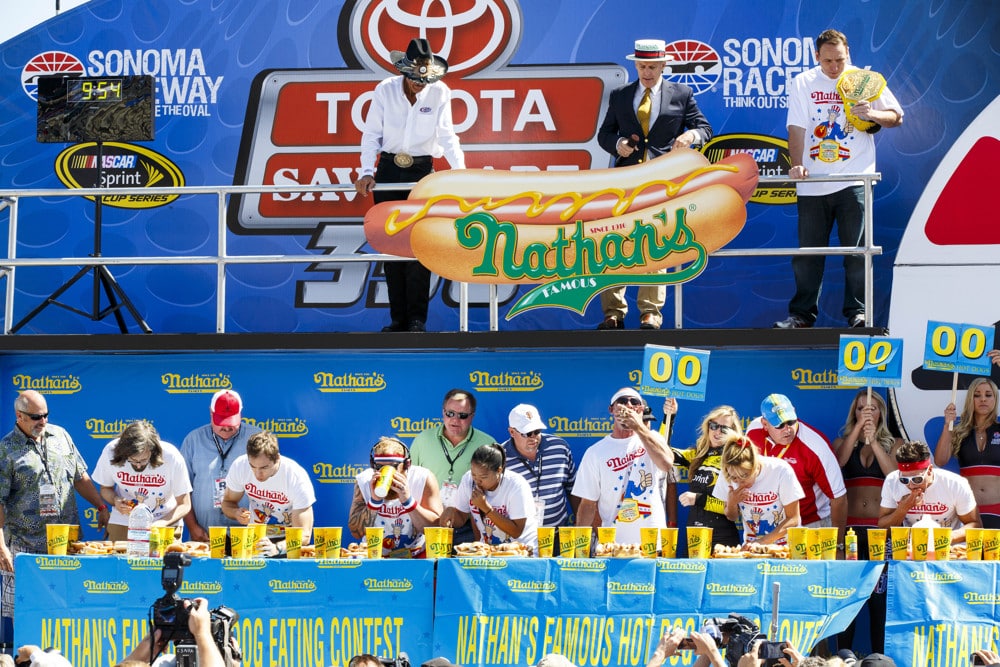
xmin=597 ymin=80 xmax=713 ymax=167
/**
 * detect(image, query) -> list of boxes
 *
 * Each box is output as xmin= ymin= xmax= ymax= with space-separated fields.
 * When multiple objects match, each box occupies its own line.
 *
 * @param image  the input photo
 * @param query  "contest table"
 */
xmin=14 ymin=554 xmax=883 ymax=667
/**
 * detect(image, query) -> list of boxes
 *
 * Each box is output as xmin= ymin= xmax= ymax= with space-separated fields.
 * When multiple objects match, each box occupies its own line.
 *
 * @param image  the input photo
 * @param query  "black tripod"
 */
xmin=9 ymin=141 xmax=152 ymax=333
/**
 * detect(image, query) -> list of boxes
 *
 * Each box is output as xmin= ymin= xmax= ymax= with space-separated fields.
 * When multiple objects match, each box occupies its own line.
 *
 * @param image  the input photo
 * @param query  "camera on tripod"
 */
xmin=150 ymin=552 xmax=240 ymax=667
xmin=682 ymin=614 xmax=786 ymax=667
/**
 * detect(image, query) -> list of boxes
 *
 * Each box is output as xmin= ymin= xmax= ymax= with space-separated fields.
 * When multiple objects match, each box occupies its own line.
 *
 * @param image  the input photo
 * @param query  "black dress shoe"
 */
xmin=381 ymin=321 xmax=406 ymax=332
xmin=596 ymin=316 xmax=624 ymax=330
xmin=408 ymin=320 xmax=426 ymax=332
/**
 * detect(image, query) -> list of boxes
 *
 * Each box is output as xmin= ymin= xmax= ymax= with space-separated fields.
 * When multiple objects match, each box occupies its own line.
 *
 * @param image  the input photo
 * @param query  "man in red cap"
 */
xmin=354 ymin=37 xmax=465 ymax=333
xmin=180 ymin=389 xmax=261 ymax=541
xmin=878 ymin=440 xmax=980 ymax=542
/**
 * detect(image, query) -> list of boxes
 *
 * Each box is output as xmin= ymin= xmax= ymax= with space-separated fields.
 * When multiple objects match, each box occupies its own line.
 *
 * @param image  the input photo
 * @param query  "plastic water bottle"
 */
xmin=127 ymin=503 xmax=153 ymax=557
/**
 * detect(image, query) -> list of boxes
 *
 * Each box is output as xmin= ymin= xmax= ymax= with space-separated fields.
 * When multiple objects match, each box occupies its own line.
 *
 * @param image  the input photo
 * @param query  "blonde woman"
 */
xmin=935 ymin=376 xmax=1000 ymax=528
xmin=664 ymin=400 xmax=743 ymax=546
xmin=711 ymin=436 xmax=803 ymax=545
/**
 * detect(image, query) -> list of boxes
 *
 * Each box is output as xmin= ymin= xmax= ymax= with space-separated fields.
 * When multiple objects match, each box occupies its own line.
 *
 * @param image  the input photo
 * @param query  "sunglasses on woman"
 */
xmin=707 ymin=421 xmax=731 ymax=433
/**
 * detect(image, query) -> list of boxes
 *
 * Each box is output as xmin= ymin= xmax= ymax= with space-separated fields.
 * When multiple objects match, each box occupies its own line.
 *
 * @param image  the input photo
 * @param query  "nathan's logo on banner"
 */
xmin=12 ymin=374 xmax=81 ymax=394
xmin=269 ymin=579 xmax=317 ymax=593
xmin=548 ymin=415 xmax=614 ymax=439
xmin=663 ymin=40 xmax=722 ymax=95
xmin=222 ymin=559 xmax=267 ymax=571
xmin=608 ymin=582 xmax=654 ymax=595
xmin=313 ymin=371 xmax=386 ymax=393
xmin=755 ymin=562 xmax=807 ymax=575
xmin=807 ymin=584 xmax=856 ymax=599
xmin=469 ymin=370 xmax=542 ymax=392
xmin=86 ymin=418 xmax=146 ymax=439
xmin=364 ymin=148 xmax=758 ymax=315
xmin=507 ymin=579 xmax=556 ymax=593
xmin=312 ymin=462 xmax=366 ymax=484
xmin=181 ymin=581 xmax=223 ymax=595
xmin=719 ymin=37 xmax=817 ymax=108
xmin=910 ymin=571 xmax=962 ymax=584
xmin=390 ymin=417 xmax=442 ymax=438
xmin=83 ymin=580 xmax=129 ymax=594
xmin=703 ymin=134 xmax=795 ymax=205
xmin=364 ymin=577 xmax=413 ymax=592
xmin=459 ymin=558 xmax=506 ymax=570
xmin=318 ymin=559 xmax=363 ymax=570
xmin=55 ymin=143 xmax=184 ymax=210
xmin=963 ymin=592 xmax=1000 ymax=605
xmin=706 ymin=582 xmax=756 ymax=596
xmin=161 ymin=373 xmax=232 ymax=394
xmin=556 ymin=559 xmax=606 ymax=573
xmin=34 ymin=556 xmax=81 ymax=571
xmin=791 ymin=368 xmax=847 ymax=391
xmin=657 ymin=561 xmax=706 ymax=574
xmin=244 ymin=417 xmax=309 ymax=438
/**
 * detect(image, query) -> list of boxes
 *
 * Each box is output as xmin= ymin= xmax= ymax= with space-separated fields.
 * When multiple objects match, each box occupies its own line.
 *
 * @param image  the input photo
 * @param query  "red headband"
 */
xmin=897 ymin=459 xmax=931 ymax=473
xmin=634 ymin=49 xmax=667 ymax=59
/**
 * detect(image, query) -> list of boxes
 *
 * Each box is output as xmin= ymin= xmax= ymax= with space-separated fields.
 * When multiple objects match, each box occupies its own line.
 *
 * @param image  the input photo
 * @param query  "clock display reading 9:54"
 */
xmin=66 ymin=78 xmax=123 ymax=103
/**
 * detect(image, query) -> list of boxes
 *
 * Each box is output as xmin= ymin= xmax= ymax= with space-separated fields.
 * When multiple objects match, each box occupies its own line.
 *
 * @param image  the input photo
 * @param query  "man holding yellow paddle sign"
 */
xmin=775 ymin=29 xmax=903 ymax=330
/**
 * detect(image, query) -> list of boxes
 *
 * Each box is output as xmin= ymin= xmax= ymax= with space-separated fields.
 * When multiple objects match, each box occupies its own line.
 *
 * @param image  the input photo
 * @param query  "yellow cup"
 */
xmin=251 ymin=524 xmax=268 ymax=556
xmin=557 ymin=527 xmax=576 ymax=558
xmin=229 ymin=526 xmax=249 ymax=559
xmin=786 ymin=527 xmax=808 ymax=560
xmin=425 ymin=527 xmax=451 ymax=559
xmin=686 ymin=526 xmax=713 ymax=559
xmin=819 ymin=527 xmax=838 ymax=560
xmin=933 ymin=527 xmax=952 ymax=561
xmin=149 ymin=527 xmax=163 ymax=558
xmin=46 ymin=523 xmax=70 ymax=555
xmin=890 ymin=527 xmax=910 ymax=560
xmin=161 ymin=526 xmax=176 ymax=547
xmin=983 ymin=529 xmax=1000 ymax=561
xmin=326 ymin=527 xmax=343 ymax=559
xmin=574 ymin=527 xmax=592 ymax=558
xmin=537 ymin=527 xmax=555 ymax=558
xmin=659 ymin=528 xmax=678 ymax=558
xmin=597 ymin=527 xmax=617 ymax=545
xmin=311 ymin=528 xmax=326 ymax=559
xmin=868 ymin=528 xmax=887 ymax=560
xmin=966 ymin=527 xmax=984 ymax=561
xmin=911 ymin=527 xmax=930 ymax=561
xmin=68 ymin=525 xmax=80 ymax=542
xmin=208 ymin=526 xmax=227 ymax=558
xmin=640 ymin=527 xmax=659 ymax=558
xmin=805 ymin=528 xmax=823 ymax=560
xmin=366 ymin=527 xmax=384 ymax=559
xmin=285 ymin=527 xmax=303 ymax=559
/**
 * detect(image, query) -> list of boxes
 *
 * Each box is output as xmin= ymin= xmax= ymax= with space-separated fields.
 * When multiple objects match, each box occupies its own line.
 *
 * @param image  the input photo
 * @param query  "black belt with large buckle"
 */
xmin=381 ymin=152 xmax=431 ymax=169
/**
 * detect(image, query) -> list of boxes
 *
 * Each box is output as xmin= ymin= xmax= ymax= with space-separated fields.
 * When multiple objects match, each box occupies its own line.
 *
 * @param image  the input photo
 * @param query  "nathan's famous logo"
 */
xmin=181 ymin=581 xmax=223 ymax=595
xmin=706 ymin=582 xmax=757 ymax=596
xmin=548 ymin=415 xmax=615 ymax=439
xmin=608 ymin=582 xmax=655 ymax=595
xmin=313 ymin=371 xmax=386 ymax=393
xmin=755 ymin=562 xmax=807 ymax=576
xmin=657 ymin=561 xmax=706 ymax=574
xmin=459 ymin=558 xmax=507 ymax=570
xmin=808 ymin=584 xmax=855 ymax=599
xmin=791 ymin=367 xmax=852 ymax=391
xmin=469 ymin=370 xmax=542 ymax=392
xmin=35 ymin=556 xmax=81 ymax=571
xmin=222 ymin=558 xmax=268 ymax=571
xmin=964 ymin=592 xmax=1000 ymax=605
xmin=364 ymin=577 xmax=413 ymax=592
xmin=312 ymin=461 xmax=366 ymax=484
xmin=55 ymin=143 xmax=184 ymax=210
xmin=269 ymin=578 xmax=317 ymax=593
xmin=83 ymin=580 xmax=130 ymax=594
xmin=557 ymin=559 xmax=606 ymax=573
xmin=22 ymin=49 xmax=224 ymax=118
xmin=703 ymin=134 xmax=795 ymax=205
xmin=243 ymin=417 xmax=309 ymax=438
xmin=161 ymin=373 xmax=232 ymax=394
xmin=364 ymin=149 xmax=759 ymax=315
xmin=507 ymin=579 xmax=556 ymax=593
xmin=910 ymin=571 xmax=962 ymax=584
xmin=86 ymin=418 xmax=151 ymax=439
xmin=663 ymin=40 xmax=721 ymax=95
xmin=390 ymin=416 xmax=442 ymax=439
xmin=11 ymin=374 xmax=81 ymax=395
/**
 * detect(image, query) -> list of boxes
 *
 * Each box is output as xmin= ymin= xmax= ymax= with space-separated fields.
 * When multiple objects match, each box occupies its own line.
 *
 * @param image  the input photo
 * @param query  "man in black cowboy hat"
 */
xmin=595 ymin=38 xmax=712 ymax=332
xmin=355 ymin=38 xmax=465 ymax=333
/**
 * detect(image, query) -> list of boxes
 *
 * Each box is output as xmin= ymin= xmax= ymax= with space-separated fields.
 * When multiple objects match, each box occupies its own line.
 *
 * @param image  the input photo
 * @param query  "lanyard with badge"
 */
xmin=212 ymin=433 xmax=236 ymax=509
xmin=36 ymin=433 xmax=59 ymax=517
xmin=438 ymin=436 xmax=471 ymax=507
xmin=516 ymin=450 xmax=547 ymax=525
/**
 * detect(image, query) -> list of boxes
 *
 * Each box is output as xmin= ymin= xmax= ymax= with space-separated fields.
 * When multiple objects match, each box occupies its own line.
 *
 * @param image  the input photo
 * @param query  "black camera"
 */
xmin=150 ymin=552 xmax=240 ymax=667
xmin=378 ymin=654 xmax=411 ymax=667
xmin=698 ymin=614 xmax=771 ymax=667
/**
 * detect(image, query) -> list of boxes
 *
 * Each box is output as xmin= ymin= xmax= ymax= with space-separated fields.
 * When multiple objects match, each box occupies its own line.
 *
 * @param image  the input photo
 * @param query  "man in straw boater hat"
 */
xmin=355 ymin=38 xmax=465 ymax=333
xmin=595 ymin=38 xmax=712 ymax=331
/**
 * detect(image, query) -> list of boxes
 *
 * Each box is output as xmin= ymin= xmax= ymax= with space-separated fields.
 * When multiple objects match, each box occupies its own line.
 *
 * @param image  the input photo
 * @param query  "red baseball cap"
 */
xmin=211 ymin=390 xmax=243 ymax=427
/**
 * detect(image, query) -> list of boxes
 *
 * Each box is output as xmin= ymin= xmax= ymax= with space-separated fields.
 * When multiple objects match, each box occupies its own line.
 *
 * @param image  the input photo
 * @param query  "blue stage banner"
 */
xmin=14 ymin=554 xmax=435 ymax=667
xmin=885 ymin=562 xmax=1000 ymax=667
xmin=434 ymin=559 xmax=881 ymax=667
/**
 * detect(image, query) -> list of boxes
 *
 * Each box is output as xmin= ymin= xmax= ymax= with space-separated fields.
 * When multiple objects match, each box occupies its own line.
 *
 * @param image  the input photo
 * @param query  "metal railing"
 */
xmin=0 ymin=173 xmax=881 ymax=333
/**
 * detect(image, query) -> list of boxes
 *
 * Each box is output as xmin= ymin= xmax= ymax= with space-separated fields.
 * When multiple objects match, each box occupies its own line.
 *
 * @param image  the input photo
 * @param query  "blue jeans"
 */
xmin=789 ymin=185 xmax=865 ymax=323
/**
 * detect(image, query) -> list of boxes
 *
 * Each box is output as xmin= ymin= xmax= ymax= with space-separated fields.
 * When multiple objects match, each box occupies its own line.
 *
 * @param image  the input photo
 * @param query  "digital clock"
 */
xmin=66 ymin=77 xmax=124 ymax=103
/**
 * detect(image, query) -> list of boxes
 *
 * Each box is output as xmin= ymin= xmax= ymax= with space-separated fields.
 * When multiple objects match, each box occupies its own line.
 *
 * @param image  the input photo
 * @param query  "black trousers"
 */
xmin=373 ymin=155 xmax=434 ymax=325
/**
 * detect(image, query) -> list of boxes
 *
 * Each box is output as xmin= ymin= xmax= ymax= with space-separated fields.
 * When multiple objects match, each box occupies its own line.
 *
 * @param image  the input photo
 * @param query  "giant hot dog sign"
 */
xmin=364 ymin=148 xmax=759 ymax=316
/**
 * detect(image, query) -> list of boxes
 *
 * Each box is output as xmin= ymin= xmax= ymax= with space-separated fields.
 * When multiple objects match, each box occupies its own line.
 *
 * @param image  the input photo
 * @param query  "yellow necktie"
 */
xmin=637 ymin=88 xmax=651 ymax=161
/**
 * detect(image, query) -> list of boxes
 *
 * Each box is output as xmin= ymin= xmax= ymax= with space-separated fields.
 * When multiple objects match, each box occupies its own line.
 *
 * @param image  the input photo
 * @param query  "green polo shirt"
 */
xmin=409 ymin=425 xmax=497 ymax=486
